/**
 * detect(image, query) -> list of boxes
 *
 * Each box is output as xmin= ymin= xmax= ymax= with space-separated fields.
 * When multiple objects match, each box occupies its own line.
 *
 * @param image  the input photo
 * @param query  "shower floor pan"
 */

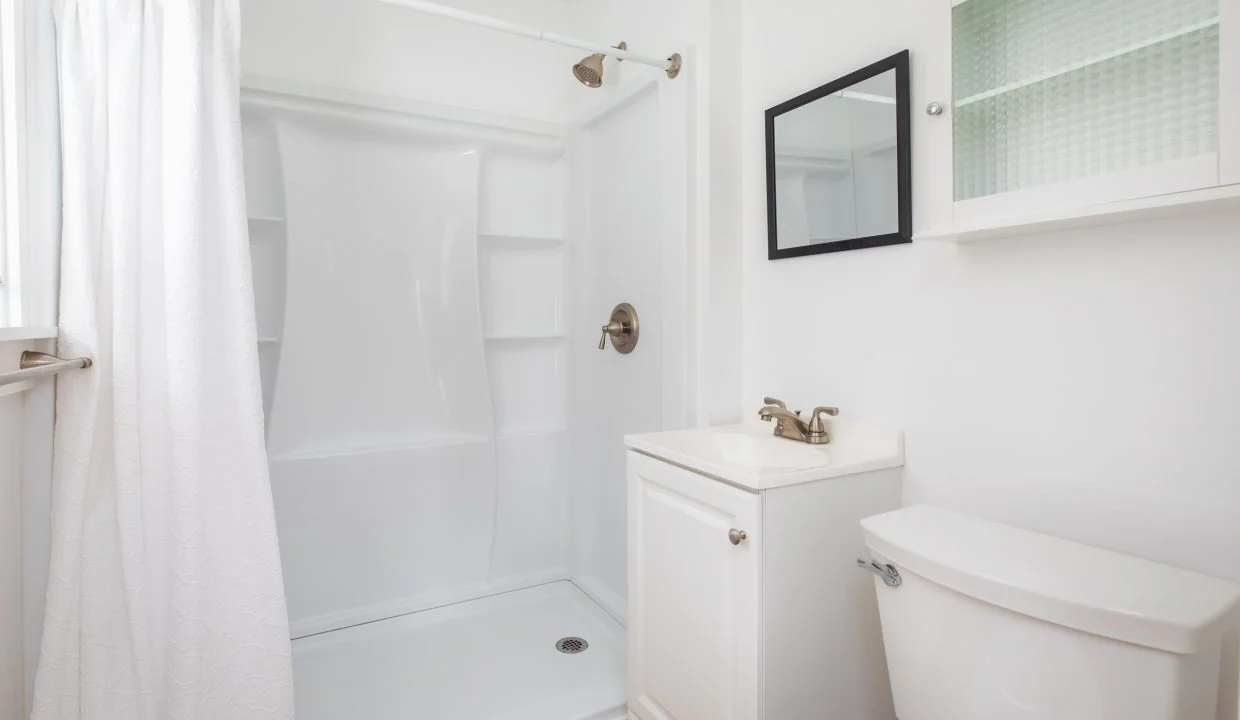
xmin=291 ymin=581 xmax=626 ymax=720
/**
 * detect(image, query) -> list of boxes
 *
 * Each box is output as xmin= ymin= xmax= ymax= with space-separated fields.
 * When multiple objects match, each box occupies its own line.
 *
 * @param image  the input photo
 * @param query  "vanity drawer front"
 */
xmin=627 ymin=451 xmax=763 ymax=720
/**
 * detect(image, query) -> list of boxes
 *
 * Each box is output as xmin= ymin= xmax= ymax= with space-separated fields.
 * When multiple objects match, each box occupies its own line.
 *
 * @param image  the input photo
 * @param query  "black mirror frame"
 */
xmin=765 ymin=50 xmax=912 ymax=260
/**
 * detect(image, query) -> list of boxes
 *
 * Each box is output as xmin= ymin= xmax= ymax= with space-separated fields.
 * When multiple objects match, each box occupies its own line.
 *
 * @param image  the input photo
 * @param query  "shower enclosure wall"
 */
xmin=240 ymin=57 xmax=689 ymax=717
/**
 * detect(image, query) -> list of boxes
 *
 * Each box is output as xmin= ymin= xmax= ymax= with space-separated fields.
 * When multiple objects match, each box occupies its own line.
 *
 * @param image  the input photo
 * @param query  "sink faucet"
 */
xmin=758 ymin=397 xmax=839 ymax=445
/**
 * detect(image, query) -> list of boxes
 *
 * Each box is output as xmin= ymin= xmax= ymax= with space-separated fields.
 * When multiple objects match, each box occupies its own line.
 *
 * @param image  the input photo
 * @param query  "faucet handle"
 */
xmin=763 ymin=396 xmax=787 ymax=409
xmin=808 ymin=406 xmax=839 ymax=434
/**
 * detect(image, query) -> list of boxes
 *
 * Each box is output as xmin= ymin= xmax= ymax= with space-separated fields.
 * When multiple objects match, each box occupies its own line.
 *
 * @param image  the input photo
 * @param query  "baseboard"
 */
xmin=289 ymin=568 xmax=569 ymax=638
xmin=570 ymin=574 xmax=627 ymax=627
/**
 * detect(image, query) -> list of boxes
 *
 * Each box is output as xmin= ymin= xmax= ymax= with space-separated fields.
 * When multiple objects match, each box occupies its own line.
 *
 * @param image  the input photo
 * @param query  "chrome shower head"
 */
xmin=573 ymin=41 xmax=626 ymax=88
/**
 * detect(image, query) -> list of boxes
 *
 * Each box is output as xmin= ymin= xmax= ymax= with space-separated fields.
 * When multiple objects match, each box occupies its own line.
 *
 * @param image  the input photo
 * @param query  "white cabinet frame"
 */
xmin=917 ymin=0 xmax=1240 ymax=243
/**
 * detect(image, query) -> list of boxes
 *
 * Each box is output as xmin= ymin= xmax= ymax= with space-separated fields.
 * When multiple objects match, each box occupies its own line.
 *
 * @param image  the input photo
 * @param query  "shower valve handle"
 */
xmin=599 ymin=321 xmax=627 ymax=350
xmin=597 ymin=303 xmax=639 ymax=354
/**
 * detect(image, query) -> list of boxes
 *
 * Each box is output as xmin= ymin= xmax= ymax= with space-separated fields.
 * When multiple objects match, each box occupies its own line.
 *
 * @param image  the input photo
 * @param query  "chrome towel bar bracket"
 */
xmin=0 ymin=351 xmax=93 ymax=389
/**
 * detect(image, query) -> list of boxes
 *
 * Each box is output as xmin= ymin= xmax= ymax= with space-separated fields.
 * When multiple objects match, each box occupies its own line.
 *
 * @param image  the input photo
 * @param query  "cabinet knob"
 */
xmin=728 ymin=528 xmax=748 ymax=546
xmin=925 ymin=102 xmax=945 ymax=117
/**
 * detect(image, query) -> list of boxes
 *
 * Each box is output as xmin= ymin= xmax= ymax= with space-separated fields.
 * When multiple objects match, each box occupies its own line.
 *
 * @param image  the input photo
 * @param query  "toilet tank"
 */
xmin=861 ymin=506 xmax=1240 ymax=720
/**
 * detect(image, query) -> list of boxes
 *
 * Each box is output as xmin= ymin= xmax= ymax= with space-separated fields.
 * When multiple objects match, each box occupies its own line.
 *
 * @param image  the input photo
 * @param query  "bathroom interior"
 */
xmin=3 ymin=0 xmax=1240 ymax=718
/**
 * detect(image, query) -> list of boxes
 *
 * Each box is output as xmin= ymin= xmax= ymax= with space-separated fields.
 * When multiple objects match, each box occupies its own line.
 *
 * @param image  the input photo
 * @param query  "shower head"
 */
xmin=572 ymin=53 xmax=605 ymax=88
xmin=573 ymin=41 xmax=626 ymax=88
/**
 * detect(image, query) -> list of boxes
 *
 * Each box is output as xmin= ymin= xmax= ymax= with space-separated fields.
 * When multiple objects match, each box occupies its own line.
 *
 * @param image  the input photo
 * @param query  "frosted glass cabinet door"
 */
xmin=627 ymin=452 xmax=761 ymax=720
xmin=942 ymin=0 xmax=1236 ymax=227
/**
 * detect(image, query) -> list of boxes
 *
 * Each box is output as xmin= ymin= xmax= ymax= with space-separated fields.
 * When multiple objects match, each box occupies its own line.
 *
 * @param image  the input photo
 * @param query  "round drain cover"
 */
xmin=555 ymin=636 xmax=588 ymax=654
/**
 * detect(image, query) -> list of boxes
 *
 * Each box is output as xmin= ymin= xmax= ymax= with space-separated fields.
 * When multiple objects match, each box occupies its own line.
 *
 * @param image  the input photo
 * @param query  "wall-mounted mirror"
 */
xmin=766 ymin=51 xmax=911 ymax=259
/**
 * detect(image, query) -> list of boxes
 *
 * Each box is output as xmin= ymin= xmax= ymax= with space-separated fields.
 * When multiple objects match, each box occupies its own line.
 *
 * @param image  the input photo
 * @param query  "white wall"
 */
xmin=0 ymin=387 xmax=23 ymax=720
xmin=0 ymin=341 xmax=54 ymax=720
xmin=738 ymin=0 xmax=1240 ymax=585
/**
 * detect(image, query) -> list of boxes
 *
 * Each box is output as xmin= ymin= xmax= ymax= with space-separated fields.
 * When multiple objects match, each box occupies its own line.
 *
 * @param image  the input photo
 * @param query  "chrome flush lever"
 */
xmin=857 ymin=557 xmax=902 ymax=588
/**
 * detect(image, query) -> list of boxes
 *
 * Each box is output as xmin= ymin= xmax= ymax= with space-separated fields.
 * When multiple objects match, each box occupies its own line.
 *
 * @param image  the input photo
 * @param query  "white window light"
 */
xmin=0 ymin=0 xmax=27 ymax=329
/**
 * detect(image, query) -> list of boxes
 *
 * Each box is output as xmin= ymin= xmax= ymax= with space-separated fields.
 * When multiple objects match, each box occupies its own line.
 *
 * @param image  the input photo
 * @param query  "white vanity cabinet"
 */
xmin=624 ymin=423 xmax=904 ymax=720
xmin=912 ymin=0 xmax=1240 ymax=241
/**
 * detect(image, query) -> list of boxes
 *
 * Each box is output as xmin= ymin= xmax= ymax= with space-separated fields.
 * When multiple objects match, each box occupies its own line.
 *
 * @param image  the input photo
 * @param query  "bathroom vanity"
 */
xmin=624 ymin=420 xmax=904 ymax=720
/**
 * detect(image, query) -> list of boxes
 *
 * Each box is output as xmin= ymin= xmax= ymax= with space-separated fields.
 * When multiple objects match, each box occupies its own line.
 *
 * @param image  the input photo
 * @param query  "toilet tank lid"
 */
xmin=861 ymin=505 xmax=1240 ymax=655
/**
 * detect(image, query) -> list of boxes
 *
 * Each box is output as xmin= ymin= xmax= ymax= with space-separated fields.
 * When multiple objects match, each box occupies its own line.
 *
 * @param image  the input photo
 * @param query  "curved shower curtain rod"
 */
xmin=374 ymin=0 xmax=683 ymax=79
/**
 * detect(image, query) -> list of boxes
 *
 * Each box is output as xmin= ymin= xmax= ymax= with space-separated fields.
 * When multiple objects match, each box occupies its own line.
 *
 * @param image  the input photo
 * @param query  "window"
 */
xmin=0 ymin=0 xmax=27 ymax=328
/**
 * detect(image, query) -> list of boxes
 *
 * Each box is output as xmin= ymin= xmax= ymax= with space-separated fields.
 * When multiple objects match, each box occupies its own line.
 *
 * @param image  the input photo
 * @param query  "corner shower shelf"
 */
xmin=248 ymin=216 xmax=286 ymax=244
xmin=268 ymin=431 xmax=493 ymax=463
xmin=478 ymin=233 xmax=565 ymax=245
xmin=496 ymin=426 xmax=568 ymax=441
xmin=497 ymin=427 xmax=567 ymax=440
xmin=954 ymin=17 xmax=1221 ymax=108
xmin=484 ymin=333 xmax=564 ymax=342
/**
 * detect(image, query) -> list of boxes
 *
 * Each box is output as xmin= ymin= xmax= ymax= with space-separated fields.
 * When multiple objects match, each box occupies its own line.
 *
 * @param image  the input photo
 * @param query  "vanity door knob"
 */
xmin=728 ymin=528 xmax=748 ymax=546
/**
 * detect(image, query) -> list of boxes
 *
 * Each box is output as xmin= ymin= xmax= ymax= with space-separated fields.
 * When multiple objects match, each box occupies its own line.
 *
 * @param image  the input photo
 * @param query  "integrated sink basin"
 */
xmin=625 ymin=421 xmax=903 ymax=491
xmin=717 ymin=432 xmax=830 ymax=470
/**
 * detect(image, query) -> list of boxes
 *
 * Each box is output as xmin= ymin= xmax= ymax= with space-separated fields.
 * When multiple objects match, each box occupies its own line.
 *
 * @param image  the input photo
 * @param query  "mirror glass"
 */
xmin=766 ymin=52 xmax=910 ymax=259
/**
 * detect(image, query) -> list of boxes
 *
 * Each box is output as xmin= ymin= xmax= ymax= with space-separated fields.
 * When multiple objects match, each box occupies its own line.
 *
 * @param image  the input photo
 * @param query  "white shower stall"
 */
xmin=238 ymin=5 xmax=692 ymax=713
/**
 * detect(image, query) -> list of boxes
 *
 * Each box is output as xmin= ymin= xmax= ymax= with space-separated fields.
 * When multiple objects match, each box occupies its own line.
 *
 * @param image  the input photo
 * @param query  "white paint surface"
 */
xmin=737 ymin=0 xmax=1240 ymax=585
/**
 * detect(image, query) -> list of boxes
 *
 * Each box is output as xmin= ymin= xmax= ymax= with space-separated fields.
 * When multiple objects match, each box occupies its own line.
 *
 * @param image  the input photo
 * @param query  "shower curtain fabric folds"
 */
xmin=34 ymin=1 xmax=295 ymax=718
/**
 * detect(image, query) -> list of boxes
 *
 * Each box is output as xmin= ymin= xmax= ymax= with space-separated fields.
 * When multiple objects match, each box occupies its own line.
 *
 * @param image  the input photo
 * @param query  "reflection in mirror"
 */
xmin=766 ymin=51 xmax=910 ymax=259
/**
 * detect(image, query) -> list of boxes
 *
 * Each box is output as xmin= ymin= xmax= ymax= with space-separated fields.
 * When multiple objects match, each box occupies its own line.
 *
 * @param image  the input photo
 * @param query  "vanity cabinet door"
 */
xmin=627 ymin=451 xmax=762 ymax=720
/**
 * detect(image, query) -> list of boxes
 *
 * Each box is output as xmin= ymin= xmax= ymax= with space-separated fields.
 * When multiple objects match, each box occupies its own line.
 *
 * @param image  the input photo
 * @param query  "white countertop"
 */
xmin=624 ymin=420 xmax=904 ymax=491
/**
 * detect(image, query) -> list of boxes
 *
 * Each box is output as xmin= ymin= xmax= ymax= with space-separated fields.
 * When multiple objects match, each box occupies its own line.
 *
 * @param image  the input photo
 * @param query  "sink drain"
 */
xmin=555 ymin=636 xmax=588 ymax=654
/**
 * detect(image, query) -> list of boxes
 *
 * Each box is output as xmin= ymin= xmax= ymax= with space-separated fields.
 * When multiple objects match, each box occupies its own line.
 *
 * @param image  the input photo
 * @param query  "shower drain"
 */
xmin=555 ymin=636 xmax=589 ymax=654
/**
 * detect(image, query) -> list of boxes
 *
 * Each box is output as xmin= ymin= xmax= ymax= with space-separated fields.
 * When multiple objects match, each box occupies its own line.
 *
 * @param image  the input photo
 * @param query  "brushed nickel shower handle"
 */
xmin=598 ymin=321 xmax=626 ymax=350
xmin=598 ymin=303 xmax=640 ymax=354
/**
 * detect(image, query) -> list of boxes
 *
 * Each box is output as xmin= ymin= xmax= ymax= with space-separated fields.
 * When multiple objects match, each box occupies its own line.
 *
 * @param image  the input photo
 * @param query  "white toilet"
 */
xmin=861 ymin=505 xmax=1240 ymax=720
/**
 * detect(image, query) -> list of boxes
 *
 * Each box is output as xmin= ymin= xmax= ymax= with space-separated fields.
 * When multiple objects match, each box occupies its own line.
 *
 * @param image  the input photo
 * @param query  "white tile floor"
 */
xmin=292 ymin=581 xmax=626 ymax=720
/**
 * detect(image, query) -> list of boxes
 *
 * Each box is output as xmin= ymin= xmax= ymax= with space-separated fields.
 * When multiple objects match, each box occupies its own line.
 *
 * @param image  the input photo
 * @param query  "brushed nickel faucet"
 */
xmin=758 ymin=397 xmax=839 ymax=445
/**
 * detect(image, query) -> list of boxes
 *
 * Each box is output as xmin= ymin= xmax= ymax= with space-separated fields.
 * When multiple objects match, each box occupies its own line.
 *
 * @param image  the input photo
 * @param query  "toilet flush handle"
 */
xmin=857 ymin=557 xmax=902 ymax=588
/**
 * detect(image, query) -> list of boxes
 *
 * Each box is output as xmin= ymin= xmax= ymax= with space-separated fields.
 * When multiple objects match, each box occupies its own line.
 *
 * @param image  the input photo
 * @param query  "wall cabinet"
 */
xmin=913 ymin=0 xmax=1240 ymax=241
xmin=625 ymin=448 xmax=902 ymax=720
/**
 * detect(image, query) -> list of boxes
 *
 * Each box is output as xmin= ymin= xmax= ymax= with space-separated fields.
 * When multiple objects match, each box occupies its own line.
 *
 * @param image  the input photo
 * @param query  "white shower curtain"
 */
xmin=33 ymin=1 xmax=295 ymax=718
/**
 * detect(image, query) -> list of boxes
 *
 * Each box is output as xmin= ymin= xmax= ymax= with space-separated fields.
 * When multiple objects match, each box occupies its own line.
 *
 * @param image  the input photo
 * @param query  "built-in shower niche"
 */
xmin=478 ymin=149 xmax=568 ymax=438
xmin=241 ymin=108 xmax=288 ymax=427
xmin=478 ymin=149 xmax=571 ymax=581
